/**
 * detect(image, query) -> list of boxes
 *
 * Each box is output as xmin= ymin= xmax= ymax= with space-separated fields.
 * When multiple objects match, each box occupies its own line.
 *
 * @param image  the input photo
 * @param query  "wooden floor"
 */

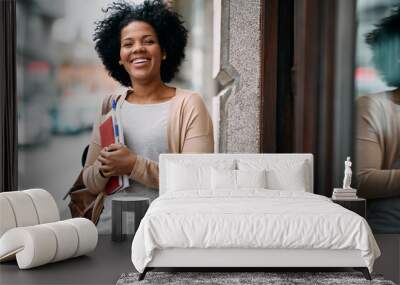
xmin=0 ymin=235 xmax=133 ymax=285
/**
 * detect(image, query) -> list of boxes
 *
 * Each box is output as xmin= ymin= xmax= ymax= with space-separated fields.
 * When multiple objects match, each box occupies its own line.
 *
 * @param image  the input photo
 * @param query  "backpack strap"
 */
xmin=101 ymin=94 xmax=122 ymax=115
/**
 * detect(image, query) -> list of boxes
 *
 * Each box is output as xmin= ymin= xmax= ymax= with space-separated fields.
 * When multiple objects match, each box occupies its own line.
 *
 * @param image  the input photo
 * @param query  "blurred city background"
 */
xmin=17 ymin=0 xmax=215 ymax=218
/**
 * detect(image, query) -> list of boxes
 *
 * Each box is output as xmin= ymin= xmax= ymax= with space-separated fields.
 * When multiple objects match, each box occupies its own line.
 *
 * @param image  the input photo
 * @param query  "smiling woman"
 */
xmin=83 ymin=0 xmax=214 ymax=234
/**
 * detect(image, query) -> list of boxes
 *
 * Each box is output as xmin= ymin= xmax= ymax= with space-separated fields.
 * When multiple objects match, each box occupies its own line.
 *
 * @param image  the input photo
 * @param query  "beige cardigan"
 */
xmin=355 ymin=92 xmax=400 ymax=199
xmin=83 ymin=88 xmax=214 ymax=194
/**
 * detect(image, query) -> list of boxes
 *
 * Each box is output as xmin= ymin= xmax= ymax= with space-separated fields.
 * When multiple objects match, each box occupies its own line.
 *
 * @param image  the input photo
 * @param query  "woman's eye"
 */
xmin=144 ymin=40 xmax=154 ymax=45
xmin=122 ymin=43 xmax=132 ymax=47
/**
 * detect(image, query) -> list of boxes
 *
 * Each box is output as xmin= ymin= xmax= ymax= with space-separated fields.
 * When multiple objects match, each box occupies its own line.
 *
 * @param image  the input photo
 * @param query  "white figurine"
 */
xmin=342 ymin=156 xmax=353 ymax=189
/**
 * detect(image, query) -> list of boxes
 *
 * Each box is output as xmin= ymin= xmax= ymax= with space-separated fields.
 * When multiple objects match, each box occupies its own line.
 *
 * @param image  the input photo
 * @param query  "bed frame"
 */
xmin=138 ymin=154 xmax=372 ymax=281
xmin=140 ymin=248 xmax=371 ymax=280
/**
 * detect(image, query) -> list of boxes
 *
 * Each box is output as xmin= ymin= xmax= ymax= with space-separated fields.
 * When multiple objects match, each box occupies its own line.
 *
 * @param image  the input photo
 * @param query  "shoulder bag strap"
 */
xmin=101 ymin=94 xmax=122 ymax=115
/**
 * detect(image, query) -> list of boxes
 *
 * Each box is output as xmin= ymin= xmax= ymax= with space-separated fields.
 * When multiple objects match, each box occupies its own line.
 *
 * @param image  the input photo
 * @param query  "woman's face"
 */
xmin=120 ymin=21 xmax=164 ymax=84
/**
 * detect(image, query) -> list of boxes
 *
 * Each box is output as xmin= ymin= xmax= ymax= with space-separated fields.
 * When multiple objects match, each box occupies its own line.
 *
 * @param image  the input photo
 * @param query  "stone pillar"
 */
xmin=214 ymin=0 xmax=261 ymax=153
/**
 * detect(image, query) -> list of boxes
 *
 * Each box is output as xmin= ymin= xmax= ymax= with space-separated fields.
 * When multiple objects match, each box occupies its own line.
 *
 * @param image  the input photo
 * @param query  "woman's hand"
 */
xmin=97 ymin=144 xmax=136 ymax=177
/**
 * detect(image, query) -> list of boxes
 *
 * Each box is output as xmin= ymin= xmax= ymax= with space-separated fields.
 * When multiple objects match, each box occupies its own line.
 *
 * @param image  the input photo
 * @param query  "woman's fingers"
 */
xmin=100 ymin=169 xmax=112 ymax=178
xmin=100 ymin=145 xmax=123 ymax=159
xmin=99 ymin=164 xmax=112 ymax=171
xmin=100 ymin=149 xmax=110 ymax=158
xmin=97 ymin=155 xmax=109 ymax=164
xmin=98 ymin=144 xmax=135 ymax=176
xmin=102 ymin=170 xmax=113 ymax=177
xmin=107 ymin=144 xmax=123 ymax=151
xmin=99 ymin=164 xmax=114 ymax=177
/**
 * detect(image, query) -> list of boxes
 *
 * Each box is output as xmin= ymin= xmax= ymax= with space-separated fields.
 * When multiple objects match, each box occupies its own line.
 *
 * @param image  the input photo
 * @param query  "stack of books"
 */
xmin=332 ymin=188 xmax=358 ymax=200
xmin=99 ymin=100 xmax=129 ymax=195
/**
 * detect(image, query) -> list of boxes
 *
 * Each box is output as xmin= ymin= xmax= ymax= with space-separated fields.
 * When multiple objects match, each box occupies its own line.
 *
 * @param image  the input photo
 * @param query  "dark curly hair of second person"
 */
xmin=93 ymin=0 xmax=188 ymax=86
xmin=365 ymin=5 xmax=400 ymax=88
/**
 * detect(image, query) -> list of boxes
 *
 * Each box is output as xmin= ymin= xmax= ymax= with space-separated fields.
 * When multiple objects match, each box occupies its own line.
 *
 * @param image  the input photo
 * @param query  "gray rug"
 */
xmin=116 ymin=272 xmax=396 ymax=285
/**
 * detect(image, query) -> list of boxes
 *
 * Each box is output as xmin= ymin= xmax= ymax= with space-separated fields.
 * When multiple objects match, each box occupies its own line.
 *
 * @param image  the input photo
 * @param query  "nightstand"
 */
xmin=331 ymin=198 xmax=366 ymax=218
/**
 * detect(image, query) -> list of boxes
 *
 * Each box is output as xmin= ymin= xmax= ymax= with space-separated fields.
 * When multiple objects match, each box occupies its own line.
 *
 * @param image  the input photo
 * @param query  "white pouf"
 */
xmin=24 ymin=189 xmax=60 ymax=223
xmin=1 ymin=191 xmax=40 ymax=228
xmin=0 ymin=218 xmax=98 ymax=269
xmin=0 ymin=189 xmax=59 ymax=237
xmin=42 ymin=221 xmax=79 ymax=262
xmin=64 ymin=218 xmax=98 ymax=257
xmin=0 ymin=189 xmax=98 ymax=269
xmin=0 ymin=196 xmax=17 ymax=237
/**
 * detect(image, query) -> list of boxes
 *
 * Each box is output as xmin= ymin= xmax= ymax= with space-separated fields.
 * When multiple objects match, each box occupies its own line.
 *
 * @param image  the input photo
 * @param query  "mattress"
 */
xmin=131 ymin=190 xmax=380 ymax=273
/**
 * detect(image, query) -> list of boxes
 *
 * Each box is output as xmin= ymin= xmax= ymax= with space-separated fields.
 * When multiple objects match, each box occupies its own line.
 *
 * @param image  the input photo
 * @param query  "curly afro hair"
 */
xmin=93 ymin=0 xmax=188 ymax=87
xmin=365 ymin=5 xmax=400 ymax=87
xmin=365 ymin=5 xmax=400 ymax=46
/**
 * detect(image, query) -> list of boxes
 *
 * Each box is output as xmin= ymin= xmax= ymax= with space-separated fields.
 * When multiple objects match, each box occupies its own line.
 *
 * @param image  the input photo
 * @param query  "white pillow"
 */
xmin=167 ymin=160 xmax=235 ymax=192
xmin=211 ymin=168 xmax=236 ymax=190
xmin=238 ymin=159 xmax=309 ymax=191
xmin=211 ymin=168 xmax=267 ymax=190
xmin=168 ymin=163 xmax=210 ymax=191
xmin=237 ymin=169 xmax=267 ymax=188
xmin=267 ymin=166 xmax=306 ymax=191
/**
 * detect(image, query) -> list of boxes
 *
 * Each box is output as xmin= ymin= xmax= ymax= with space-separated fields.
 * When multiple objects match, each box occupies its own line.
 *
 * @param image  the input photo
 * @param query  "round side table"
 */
xmin=111 ymin=196 xmax=150 ymax=242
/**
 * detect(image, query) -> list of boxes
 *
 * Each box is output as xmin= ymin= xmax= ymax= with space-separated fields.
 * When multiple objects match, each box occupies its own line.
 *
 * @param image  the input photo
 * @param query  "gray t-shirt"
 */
xmin=97 ymin=100 xmax=170 ymax=234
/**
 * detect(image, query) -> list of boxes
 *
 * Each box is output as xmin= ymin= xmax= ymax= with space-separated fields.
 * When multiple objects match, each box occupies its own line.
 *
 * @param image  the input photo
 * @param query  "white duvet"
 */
xmin=131 ymin=190 xmax=380 ymax=273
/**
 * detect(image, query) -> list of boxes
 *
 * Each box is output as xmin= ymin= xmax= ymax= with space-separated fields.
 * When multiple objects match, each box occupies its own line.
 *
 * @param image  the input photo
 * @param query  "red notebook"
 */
xmin=99 ymin=115 xmax=123 ymax=195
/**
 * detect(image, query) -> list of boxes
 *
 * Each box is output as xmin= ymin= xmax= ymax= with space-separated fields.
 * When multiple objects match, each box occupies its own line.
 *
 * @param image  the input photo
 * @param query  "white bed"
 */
xmin=131 ymin=154 xmax=380 ymax=280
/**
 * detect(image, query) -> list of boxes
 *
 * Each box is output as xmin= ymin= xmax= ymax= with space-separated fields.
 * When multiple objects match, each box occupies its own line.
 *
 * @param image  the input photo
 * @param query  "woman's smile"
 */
xmin=131 ymin=57 xmax=151 ymax=67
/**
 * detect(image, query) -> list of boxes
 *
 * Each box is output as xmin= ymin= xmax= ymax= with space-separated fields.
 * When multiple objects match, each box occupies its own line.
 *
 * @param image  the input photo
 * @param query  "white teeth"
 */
xmin=132 ymin=58 xmax=149 ymax=64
